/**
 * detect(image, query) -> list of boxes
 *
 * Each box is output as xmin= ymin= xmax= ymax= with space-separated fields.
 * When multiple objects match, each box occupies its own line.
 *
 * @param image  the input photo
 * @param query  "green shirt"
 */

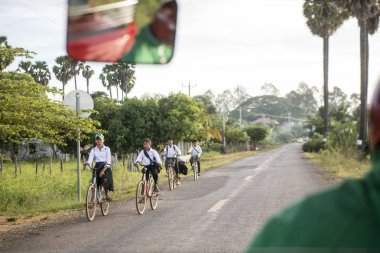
xmin=246 ymin=147 xmax=380 ymax=253
xmin=121 ymin=26 xmax=173 ymax=64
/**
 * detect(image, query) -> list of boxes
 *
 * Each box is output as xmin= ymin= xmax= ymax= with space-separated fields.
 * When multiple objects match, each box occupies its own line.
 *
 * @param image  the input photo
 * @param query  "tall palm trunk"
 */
xmin=74 ymin=75 xmax=77 ymax=90
xmin=323 ymin=36 xmax=329 ymax=140
xmin=116 ymin=87 xmax=119 ymax=101
xmin=109 ymin=88 xmax=112 ymax=99
xmin=86 ymin=78 xmax=89 ymax=94
xmin=62 ymin=82 xmax=65 ymax=101
xmin=121 ymin=89 xmax=124 ymax=101
xmin=358 ymin=20 xmax=369 ymax=150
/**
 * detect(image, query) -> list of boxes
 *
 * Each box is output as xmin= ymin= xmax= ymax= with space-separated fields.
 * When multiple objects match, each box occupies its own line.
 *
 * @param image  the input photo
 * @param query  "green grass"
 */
xmin=0 ymin=148 xmax=272 ymax=218
xmin=304 ymin=149 xmax=371 ymax=179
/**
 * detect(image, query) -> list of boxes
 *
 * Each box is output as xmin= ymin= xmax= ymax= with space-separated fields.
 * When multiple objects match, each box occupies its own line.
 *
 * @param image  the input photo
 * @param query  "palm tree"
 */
xmin=116 ymin=63 xmax=136 ymax=100
xmin=67 ymin=58 xmax=84 ymax=90
xmin=99 ymin=65 xmax=117 ymax=99
xmin=53 ymin=56 xmax=72 ymax=100
xmin=31 ymin=61 xmax=51 ymax=86
xmin=17 ymin=61 xmax=32 ymax=74
xmin=82 ymin=64 xmax=95 ymax=94
xmin=335 ymin=0 xmax=380 ymax=150
xmin=304 ymin=0 xmax=349 ymax=140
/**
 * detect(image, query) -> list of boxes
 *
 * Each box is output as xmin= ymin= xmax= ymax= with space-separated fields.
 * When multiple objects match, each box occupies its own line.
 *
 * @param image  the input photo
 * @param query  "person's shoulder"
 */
xmin=251 ymin=179 xmax=372 ymax=248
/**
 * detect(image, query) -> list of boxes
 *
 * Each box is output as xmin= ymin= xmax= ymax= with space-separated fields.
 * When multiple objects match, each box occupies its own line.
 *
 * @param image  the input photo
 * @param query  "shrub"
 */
xmin=303 ymin=139 xmax=325 ymax=153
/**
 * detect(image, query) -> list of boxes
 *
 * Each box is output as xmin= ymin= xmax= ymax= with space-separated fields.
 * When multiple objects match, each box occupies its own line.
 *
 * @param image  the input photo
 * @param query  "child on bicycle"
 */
xmin=134 ymin=138 xmax=162 ymax=192
xmin=188 ymin=139 xmax=202 ymax=176
xmin=162 ymin=138 xmax=182 ymax=183
xmin=86 ymin=133 xmax=114 ymax=202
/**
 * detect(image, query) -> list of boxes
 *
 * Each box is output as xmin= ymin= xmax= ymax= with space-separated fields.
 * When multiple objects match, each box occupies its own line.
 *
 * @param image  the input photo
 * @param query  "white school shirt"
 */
xmin=163 ymin=145 xmax=181 ymax=159
xmin=87 ymin=145 xmax=111 ymax=167
xmin=135 ymin=148 xmax=162 ymax=166
xmin=188 ymin=145 xmax=202 ymax=157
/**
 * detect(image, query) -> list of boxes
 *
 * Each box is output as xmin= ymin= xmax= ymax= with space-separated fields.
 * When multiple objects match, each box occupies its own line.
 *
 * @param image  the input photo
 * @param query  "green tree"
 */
xmin=158 ymin=93 xmax=209 ymax=142
xmin=115 ymin=63 xmax=136 ymax=100
xmin=17 ymin=61 xmax=32 ymax=73
xmin=82 ymin=64 xmax=95 ymax=94
xmin=245 ymin=125 xmax=269 ymax=145
xmin=31 ymin=61 xmax=51 ymax=86
xmin=304 ymin=0 xmax=349 ymax=140
xmin=53 ymin=56 xmax=72 ymax=100
xmin=18 ymin=60 xmax=51 ymax=86
xmin=286 ymin=82 xmax=318 ymax=115
xmin=0 ymin=72 xmax=99 ymax=152
xmin=0 ymin=36 xmax=35 ymax=72
xmin=193 ymin=94 xmax=217 ymax=114
xmin=69 ymin=59 xmax=84 ymax=90
xmin=99 ymin=64 xmax=117 ymax=99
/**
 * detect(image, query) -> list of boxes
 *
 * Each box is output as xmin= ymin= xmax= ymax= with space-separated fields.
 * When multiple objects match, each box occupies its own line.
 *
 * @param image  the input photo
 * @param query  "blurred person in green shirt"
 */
xmin=121 ymin=0 xmax=177 ymax=64
xmin=246 ymin=80 xmax=380 ymax=252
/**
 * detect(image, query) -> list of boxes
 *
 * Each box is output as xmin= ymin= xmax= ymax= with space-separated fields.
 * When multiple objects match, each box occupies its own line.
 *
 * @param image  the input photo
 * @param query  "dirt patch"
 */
xmin=301 ymin=151 xmax=341 ymax=185
xmin=0 ymin=209 xmax=83 ymax=243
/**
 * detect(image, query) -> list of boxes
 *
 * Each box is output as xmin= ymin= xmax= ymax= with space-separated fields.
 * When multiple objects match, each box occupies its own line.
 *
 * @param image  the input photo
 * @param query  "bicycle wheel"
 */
xmin=168 ymin=168 xmax=174 ymax=191
xmin=193 ymin=163 xmax=198 ymax=181
xmin=149 ymin=180 xmax=159 ymax=210
xmin=86 ymin=185 xmax=97 ymax=221
xmin=135 ymin=181 xmax=146 ymax=215
xmin=100 ymin=186 xmax=110 ymax=216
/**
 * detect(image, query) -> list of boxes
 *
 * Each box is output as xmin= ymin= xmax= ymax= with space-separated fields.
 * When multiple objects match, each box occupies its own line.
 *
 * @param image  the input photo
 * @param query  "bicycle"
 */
xmin=85 ymin=163 xmax=111 ymax=221
xmin=191 ymin=154 xmax=199 ymax=181
xmin=135 ymin=165 xmax=159 ymax=215
xmin=166 ymin=157 xmax=178 ymax=191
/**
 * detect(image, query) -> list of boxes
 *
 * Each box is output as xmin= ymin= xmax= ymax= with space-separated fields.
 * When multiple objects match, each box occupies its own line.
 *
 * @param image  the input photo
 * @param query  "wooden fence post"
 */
xmin=14 ymin=157 xmax=18 ymax=177
xmin=49 ymin=156 xmax=53 ymax=178
xmin=60 ymin=159 xmax=63 ymax=173
xmin=35 ymin=159 xmax=38 ymax=175
xmin=19 ymin=159 xmax=22 ymax=175
xmin=42 ymin=160 xmax=46 ymax=175
xmin=0 ymin=156 xmax=2 ymax=174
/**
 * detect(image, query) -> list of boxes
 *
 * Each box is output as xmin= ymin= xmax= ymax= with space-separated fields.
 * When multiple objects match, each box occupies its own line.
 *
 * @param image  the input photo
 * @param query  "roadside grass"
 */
xmin=0 ymin=148 xmax=274 ymax=219
xmin=304 ymin=149 xmax=371 ymax=179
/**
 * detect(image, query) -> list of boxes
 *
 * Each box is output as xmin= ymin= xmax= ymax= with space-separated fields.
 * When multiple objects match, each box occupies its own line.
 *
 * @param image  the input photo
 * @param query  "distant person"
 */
xmin=121 ymin=0 xmax=177 ymax=64
xmin=86 ymin=133 xmax=113 ymax=202
xmin=162 ymin=138 xmax=182 ymax=184
xmin=246 ymin=81 xmax=380 ymax=251
xmin=134 ymin=138 xmax=162 ymax=192
xmin=188 ymin=139 xmax=202 ymax=176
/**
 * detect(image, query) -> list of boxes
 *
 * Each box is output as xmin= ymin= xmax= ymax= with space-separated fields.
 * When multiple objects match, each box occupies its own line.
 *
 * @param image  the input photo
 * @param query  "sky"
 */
xmin=1 ymin=0 xmax=380 ymax=101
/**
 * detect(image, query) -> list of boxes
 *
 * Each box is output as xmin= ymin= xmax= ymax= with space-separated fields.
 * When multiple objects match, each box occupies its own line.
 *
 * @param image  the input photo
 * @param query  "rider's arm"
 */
xmin=188 ymin=146 xmax=193 ymax=154
xmin=134 ymin=151 xmax=143 ymax=166
xmin=86 ymin=148 xmax=95 ymax=167
xmin=175 ymin=145 xmax=182 ymax=156
xmin=106 ymin=147 xmax=111 ymax=168
xmin=153 ymin=150 xmax=162 ymax=165
xmin=198 ymin=146 xmax=203 ymax=156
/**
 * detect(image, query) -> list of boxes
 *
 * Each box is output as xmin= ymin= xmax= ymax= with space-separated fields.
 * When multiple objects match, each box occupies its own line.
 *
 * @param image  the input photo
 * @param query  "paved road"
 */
xmin=1 ymin=144 xmax=333 ymax=253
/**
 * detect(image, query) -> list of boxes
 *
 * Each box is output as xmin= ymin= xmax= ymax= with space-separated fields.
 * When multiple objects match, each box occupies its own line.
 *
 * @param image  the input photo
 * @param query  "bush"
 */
xmin=303 ymin=139 xmax=326 ymax=153
xmin=275 ymin=132 xmax=294 ymax=144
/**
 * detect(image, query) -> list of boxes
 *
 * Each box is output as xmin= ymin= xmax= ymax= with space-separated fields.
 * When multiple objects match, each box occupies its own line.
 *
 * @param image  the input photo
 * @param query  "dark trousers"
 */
xmin=95 ymin=162 xmax=114 ymax=191
xmin=146 ymin=165 xmax=158 ymax=185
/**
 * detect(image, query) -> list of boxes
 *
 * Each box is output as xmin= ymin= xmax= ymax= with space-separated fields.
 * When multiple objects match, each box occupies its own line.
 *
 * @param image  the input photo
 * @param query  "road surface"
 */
xmin=1 ymin=144 xmax=333 ymax=253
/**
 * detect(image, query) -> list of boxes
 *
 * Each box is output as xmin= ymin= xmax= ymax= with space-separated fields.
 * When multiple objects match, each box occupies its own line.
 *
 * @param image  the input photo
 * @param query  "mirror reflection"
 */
xmin=67 ymin=0 xmax=177 ymax=64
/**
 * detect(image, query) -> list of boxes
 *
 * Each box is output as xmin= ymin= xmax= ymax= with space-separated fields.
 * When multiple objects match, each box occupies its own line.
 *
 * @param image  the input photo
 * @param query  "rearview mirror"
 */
xmin=67 ymin=0 xmax=177 ymax=64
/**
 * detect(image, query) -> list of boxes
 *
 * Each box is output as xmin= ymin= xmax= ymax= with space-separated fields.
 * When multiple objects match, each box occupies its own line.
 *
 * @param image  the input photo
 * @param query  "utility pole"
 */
xmin=288 ymin=112 xmax=291 ymax=131
xmin=182 ymin=81 xmax=197 ymax=97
